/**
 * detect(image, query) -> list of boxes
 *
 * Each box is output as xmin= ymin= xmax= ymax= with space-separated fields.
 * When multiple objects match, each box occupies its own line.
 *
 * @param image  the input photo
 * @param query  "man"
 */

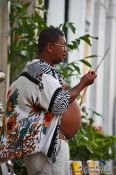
xmin=0 ymin=27 xmax=97 ymax=175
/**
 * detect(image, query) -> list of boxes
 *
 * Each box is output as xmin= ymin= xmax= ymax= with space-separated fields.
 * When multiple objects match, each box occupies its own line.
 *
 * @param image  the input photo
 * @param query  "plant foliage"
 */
xmin=8 ymin=0 xmax=47 ymax=81
xmin=69 ymin=107 xmax=116 ymax=161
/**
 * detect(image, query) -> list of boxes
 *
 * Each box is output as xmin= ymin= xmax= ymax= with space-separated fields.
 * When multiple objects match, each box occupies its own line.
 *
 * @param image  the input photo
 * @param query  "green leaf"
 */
xmin=79 ymin=59 xmax=92 ymax=67
xmin=86 ymin=145 xmax=94 ymax=153
xmin=67 ymin=44 xmax=78 ymax=51
xmin=93 ymin=111 xmax=103 ymax=117
xmin=68 ymin=22 xmax=76 ymax=33
xmin=22 ymin=2 xmax=31 ymax=11
xmin=84 ymin=55 xmax=98 ymax=59
xmin=79 ymin=34 xmax=92 ymax=46
xmin=79 ymin=34 xmax=98 ymax=46
xmin=71 ymin=63 xmax=81 ymax=74
xmin=91 ymin=36 xmax=99 ymax=40
xmin=88 ymin=108 xmax=103 ymax=117
xmin=59 ymin=22 xmax=76 ymax=33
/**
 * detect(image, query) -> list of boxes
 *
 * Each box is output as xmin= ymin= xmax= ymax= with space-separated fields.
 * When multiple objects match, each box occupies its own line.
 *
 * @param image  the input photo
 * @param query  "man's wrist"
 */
xmin=78 ymin=81 xmax=86 ymax=91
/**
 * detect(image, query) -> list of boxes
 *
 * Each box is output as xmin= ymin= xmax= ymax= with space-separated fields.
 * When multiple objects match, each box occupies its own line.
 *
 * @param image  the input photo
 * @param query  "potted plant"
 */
xmin=69 ymin=106 xmax=116 ymax=174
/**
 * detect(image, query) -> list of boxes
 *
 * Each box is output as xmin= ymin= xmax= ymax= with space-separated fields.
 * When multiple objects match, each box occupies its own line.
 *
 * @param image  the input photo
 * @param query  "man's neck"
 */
xmin=37 ymin=53 xmax=54 ymax=67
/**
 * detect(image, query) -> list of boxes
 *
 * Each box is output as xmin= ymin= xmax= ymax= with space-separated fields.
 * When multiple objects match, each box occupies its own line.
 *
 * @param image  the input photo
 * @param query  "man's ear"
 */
xmin=47 ymin=43 xmax=53 ymax=53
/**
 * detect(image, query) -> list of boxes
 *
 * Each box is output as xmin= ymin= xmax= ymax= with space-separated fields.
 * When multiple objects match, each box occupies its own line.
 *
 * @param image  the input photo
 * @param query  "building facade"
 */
xmin=47 ymin=0 xmax=116 ymax=136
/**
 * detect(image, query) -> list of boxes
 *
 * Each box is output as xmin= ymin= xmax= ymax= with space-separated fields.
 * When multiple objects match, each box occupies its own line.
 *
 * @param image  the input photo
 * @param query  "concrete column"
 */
xmin=68 ymin=0 xmax=86 ymax=64
xmin=88 ymin=0 xmax=108 ymax=126
xmin=103 ymin=0 xmax=116 ymax=134
xmin=47 ymin=0 xmax=65 ymax=26
xmin=65 ymin=0 xmax=86 ymax=88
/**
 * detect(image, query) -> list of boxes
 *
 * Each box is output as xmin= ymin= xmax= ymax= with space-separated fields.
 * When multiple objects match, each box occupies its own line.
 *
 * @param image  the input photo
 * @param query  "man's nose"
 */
xmin=64 ymin=45 xmax=68 ymax=52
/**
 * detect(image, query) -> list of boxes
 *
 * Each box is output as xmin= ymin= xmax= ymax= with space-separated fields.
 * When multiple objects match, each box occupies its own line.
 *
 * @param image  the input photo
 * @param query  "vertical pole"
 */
xmin=0 ymin=0 xmax=8 ymax=106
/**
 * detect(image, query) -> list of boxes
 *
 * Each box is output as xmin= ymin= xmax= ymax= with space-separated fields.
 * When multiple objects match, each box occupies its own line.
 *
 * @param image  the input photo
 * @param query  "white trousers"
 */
xmin=24 ymin=140 xmax=70 ymax=175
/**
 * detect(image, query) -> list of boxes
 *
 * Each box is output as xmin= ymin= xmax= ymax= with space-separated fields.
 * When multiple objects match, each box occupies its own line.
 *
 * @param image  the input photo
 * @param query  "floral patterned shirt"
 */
xmin=0 ymin=59 xmax=70 ymax=163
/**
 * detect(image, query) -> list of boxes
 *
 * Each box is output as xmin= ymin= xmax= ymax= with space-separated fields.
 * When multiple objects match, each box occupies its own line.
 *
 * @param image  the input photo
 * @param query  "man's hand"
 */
xmin=66 ymin=68 xmax=97 ymax=104
xmin=80 ymin=69 xmax=97 ymax=88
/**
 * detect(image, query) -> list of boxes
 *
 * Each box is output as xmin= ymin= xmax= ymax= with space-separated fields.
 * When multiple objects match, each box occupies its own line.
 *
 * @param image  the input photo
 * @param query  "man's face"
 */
xmin=50 ymin=36 xmax=67 ymax=65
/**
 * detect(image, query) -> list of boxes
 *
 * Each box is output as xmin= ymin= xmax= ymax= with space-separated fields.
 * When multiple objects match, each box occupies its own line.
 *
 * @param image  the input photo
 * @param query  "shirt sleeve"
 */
xmin=39 ymin=74 xmax=70 ymax=116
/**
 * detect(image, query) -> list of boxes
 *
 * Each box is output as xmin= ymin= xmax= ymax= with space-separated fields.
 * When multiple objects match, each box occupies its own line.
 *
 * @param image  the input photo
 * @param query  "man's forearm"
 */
xmin=69 ymin=82 xmax=85 ymax=104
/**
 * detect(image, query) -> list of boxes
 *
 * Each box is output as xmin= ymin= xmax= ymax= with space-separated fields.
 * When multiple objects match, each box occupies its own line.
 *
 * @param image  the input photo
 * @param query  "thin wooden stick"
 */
xmin=79 ymin=48 xmax=110 ymax=105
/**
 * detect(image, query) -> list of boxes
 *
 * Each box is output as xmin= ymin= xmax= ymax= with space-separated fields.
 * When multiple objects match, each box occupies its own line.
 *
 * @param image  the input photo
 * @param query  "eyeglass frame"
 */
xmin=52 ymin=43 xmax=68 ymax=49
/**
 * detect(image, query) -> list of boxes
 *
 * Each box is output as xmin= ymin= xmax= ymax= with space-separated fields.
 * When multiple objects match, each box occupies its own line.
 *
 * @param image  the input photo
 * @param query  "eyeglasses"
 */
xmin=53 ymin=43 xmax=67 ymax=49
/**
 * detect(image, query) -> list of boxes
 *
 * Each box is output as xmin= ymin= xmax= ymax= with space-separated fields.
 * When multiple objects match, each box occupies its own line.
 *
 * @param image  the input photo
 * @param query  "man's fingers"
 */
xmin=88 ymin=69 xmax=97 ymax=77
xmin=89 ymin=71 xmax=94 ymax=76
